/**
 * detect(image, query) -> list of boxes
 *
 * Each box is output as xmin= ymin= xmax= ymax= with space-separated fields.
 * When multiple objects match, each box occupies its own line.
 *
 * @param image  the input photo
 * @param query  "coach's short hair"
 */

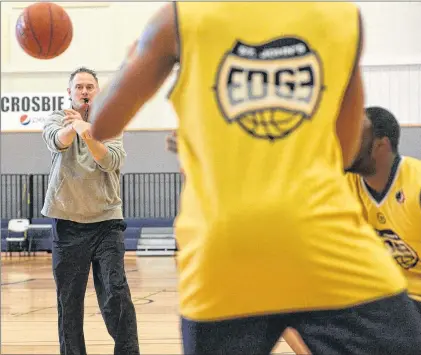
xmin=365 ymin=106 xmax=400 ymax=153
xmin=69 ymin=67 xmax=98 ymax=86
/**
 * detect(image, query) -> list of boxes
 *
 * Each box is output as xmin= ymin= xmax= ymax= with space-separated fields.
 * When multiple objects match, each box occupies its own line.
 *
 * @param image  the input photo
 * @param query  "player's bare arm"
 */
xmin=336 ymin=10 xmax=365 ymax=170
xmin=90 ymin=3 xmax=178 ymax=141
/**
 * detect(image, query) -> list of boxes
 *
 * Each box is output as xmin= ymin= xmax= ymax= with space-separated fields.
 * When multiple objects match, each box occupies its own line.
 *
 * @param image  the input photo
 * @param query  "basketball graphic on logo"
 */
xmin=20 ymin=114 xmax=30 ymax=125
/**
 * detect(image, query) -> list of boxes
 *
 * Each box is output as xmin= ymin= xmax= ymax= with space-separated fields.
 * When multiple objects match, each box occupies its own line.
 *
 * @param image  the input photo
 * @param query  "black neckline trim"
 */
xmin=363 ymin=155 xmax=401 ymax=204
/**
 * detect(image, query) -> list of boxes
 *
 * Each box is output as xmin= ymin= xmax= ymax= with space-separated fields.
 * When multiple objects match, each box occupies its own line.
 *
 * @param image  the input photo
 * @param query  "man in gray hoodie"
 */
xmin=41 ymin=67 xmax=139 ymax=355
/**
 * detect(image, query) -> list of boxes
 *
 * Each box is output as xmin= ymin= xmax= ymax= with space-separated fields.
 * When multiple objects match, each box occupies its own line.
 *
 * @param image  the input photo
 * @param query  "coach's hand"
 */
xmin=165 ymin=131 xmax=178 ymax=154
xmin=72 ymin=120 xmax=92 ymax=140
xmin=63 ymin=109 xmax=83 ymax=127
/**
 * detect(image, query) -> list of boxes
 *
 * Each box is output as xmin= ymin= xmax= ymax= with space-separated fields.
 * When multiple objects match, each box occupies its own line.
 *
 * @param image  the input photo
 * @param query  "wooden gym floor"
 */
xmin=1 ymin=253 xmax=294 ymax=354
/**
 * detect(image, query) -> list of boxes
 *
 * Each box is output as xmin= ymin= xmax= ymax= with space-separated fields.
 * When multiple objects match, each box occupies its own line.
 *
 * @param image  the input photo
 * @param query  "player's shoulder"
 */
xmin=401 ymin=155 xmax=421 ymax=178
xmin=344 ymin=172 xmax=360 ymax=185
xmin=343 ymin=172 xmax=361 ymax=195
xmin=402 ymin=155 xmax=421 ymax=167
xmin=400 ymin=156 xmax=421 ymax=209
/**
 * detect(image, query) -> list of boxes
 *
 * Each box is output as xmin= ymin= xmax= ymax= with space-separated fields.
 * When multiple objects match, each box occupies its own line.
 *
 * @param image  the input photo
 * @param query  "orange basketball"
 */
xmin=15 ymin=2 xmax=73 ymax=60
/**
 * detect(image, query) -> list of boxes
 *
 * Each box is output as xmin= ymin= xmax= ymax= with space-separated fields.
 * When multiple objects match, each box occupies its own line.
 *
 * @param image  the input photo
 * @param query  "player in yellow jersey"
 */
xmin=346 ymin=106 xmax=421 ymax=313
xmin=282 ymin=108 xmax=421 ymax=353
xmin=89 ymin=2 xmax=421 ymax=354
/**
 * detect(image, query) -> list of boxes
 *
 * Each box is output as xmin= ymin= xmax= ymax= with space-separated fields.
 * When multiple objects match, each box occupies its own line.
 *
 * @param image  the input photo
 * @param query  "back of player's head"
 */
xmin=365 ymin=106 xmax=400 ymax=153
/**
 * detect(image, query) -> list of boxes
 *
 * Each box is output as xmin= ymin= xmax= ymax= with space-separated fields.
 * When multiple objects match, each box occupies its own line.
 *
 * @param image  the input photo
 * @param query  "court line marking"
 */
xmin=1 ymin=278 xmax=36 ymax=286
xmin=85 ymin=289 xmax=163 ymax=317
xmin=10 ymin=305 xmax=57 ymax=317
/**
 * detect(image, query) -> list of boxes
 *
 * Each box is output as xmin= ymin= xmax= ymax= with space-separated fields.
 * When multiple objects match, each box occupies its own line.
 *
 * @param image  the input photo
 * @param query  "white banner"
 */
xmin=1 ymin=93 xmax=69 ymax=132
xmin=1 ymin=91 xmax=178 ymax=132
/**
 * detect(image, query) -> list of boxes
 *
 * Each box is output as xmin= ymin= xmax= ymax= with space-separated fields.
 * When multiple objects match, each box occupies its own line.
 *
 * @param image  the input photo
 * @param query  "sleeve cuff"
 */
xmin=96 ymin=149 xmax=113 ymax=170
xmin=54 ymin=131 xmax=69 ymax=151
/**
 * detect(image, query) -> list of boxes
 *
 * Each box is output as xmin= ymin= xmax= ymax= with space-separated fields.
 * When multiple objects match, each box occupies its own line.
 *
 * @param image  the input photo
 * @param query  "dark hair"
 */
xmin=365 ymin=106 xmax=400 ymax=153
xmin=69 ymin=66 xmax=98 ymax=86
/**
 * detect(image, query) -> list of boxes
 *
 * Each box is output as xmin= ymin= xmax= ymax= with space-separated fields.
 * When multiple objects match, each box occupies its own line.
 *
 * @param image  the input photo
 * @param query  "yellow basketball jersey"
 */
xmin=169 ymin=2 xmax=406 ymax=321
xmin=347 ymin=156 xmax=421 ymax=301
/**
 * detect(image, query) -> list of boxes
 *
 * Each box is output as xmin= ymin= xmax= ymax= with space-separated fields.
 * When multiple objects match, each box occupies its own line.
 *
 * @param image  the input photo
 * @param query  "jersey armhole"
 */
xmin=167 ymin=2 xmax=182 ymax=100
xmin=419 ymin=189 xmax=421 ymax=210
xmin=173 ymin=2 xmax=181 ymax=64
xmin=350 ymin=8 xmax=363 ymax=79
xmin=334 ymin=6 xmax=364 ymax=171
xmin=340 ymin=7 xmax=364 ymax=101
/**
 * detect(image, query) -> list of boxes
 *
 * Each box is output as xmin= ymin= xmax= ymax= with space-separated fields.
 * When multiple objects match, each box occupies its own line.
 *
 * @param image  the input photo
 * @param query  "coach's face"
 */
xmin=68 ymin=72 xmax=99 ymax=110
xmin=345 ymin=116 xmax=377 ymax=176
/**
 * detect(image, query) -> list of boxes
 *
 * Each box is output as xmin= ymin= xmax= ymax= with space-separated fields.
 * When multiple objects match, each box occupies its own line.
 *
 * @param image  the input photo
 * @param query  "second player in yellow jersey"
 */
xmin=347 ymin=106 xmax=421 ymax=306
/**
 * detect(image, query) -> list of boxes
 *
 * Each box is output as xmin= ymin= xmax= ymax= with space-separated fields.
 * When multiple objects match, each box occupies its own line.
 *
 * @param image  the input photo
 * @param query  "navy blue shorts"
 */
xmin=181 ymin=291 xmax=421 ymax=355
xmin=414 ymin=299 xmax=421 ymax=315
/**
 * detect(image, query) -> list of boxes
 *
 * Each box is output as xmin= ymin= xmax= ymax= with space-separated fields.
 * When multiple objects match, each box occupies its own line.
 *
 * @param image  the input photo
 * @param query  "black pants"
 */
xmin=182 ymin=291 xmax=421 ymax=355
xmin=52 ymin=218 xmax=139 ymax=355
xmin=414 ymin=299 xmax=421 ymax=315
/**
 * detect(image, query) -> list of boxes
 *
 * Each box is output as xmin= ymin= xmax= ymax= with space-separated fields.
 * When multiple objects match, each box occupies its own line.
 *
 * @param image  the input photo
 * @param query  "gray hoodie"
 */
xmin=41 ymin=110 xmax=126 ymax=223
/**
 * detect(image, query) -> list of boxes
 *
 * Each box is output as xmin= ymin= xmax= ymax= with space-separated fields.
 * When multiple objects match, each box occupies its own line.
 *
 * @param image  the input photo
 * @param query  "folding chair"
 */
xmin=6 ymin=218 xmax=30 ymax=256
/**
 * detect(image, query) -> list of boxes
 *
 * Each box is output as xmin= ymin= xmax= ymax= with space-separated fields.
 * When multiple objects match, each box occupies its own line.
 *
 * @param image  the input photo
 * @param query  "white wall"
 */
xmin=1 ymin=1 xmax=420 ymax=132
xmin=357 ymin=1 xmax=421 ymax=66
xmin=363 ymin=64 xmax=421 ymax=125
xmin=357 ymin=1 xmax=421 ymax=125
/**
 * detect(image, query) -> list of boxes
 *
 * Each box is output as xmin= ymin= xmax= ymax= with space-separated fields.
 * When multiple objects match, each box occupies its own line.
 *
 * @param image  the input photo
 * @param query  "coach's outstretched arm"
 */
xmin=42 ymin=111 xmax=77 ymax=152
xmin=88 ymin=135 xmax=126 ymax=172
xmin=89 ymin=3 xmax=178 ymax=141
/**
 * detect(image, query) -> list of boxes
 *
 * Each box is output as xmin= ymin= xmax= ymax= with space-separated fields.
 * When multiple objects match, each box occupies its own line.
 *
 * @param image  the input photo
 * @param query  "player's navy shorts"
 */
xmin=181 ymin=291 xmax=421 ymax=355
xmin=414 ymin=299 xmax=421 ymax=315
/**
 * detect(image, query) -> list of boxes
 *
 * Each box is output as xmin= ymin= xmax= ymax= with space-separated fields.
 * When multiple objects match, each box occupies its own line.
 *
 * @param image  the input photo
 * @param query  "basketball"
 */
xmin=15 ymin=2 xmax=73 ymax=60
